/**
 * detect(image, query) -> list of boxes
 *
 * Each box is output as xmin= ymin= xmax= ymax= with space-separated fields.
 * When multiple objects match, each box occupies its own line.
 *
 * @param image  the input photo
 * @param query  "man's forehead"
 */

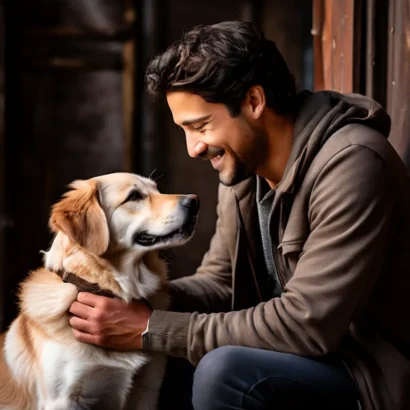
xmin=166 ymin=91 xmax=214 ymax=124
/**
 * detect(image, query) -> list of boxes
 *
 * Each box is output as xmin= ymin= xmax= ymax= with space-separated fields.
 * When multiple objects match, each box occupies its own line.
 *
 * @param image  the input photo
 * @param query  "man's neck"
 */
xmin=257 ymin=111 xmax=294 ymax=189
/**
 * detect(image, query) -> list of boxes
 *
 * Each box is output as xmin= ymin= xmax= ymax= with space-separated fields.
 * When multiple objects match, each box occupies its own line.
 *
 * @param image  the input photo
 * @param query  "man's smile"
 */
xmin=210 ymin=150 xmax=226 ymax=170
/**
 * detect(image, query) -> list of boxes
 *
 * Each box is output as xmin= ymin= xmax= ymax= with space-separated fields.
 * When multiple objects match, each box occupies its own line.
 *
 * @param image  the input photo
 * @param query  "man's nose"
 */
xmin=186 ymin=133 xmax=207 ymax=158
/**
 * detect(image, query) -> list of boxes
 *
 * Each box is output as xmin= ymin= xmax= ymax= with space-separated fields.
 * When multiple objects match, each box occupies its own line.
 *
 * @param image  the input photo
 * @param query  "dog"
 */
xmin=0 ymin=172 xmax=200 ymax=410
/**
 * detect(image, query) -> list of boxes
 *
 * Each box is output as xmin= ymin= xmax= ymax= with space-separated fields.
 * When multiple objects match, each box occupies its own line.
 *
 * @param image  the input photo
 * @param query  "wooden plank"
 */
xmin=319 ymin=0 xmax=357 ymax=93
xmin=387 ymin=0 xmax=410 ymax=168
xmin=0 ymin=0 xmax=5 ymax=331
xmin=321 ymin=0 xmax=334 ymax=89
xmin=312 ymin=0 xmax=325 ymax=90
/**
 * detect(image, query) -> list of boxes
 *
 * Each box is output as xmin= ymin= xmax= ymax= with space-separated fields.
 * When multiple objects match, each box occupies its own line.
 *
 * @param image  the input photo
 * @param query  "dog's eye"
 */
xmin=126 ymin=190 xmax=144 ymax=202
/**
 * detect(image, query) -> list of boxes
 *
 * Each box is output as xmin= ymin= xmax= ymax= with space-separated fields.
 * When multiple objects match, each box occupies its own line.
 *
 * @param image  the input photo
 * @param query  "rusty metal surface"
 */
xmin=387 ymin=0 xmax=410 ymax=168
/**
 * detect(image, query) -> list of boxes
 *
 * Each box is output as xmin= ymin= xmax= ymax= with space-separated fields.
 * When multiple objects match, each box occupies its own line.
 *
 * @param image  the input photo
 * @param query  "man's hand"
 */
xmin=68 ymin=292 xmax=152 ymax=350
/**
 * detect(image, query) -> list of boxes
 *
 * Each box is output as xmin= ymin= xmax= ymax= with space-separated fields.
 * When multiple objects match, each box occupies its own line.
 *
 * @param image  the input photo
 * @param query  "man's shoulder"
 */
xmin=319 ymin=123 xmax=402 ymax=170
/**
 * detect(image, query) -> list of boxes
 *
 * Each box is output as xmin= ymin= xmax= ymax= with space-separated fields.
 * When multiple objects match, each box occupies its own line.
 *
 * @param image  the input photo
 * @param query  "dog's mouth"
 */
xmin=133 ymin=217 xmax=198 ymax=247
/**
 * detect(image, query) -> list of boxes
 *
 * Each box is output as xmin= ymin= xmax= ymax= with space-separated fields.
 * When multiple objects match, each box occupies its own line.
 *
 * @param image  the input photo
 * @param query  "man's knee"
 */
xmin=192 ymin=346 xmax=244 ymax=410
xmin=194 ymin=346 xmax=244 ymax=383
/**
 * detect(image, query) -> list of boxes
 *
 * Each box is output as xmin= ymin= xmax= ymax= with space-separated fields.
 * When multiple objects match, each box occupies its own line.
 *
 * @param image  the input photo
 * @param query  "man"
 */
xmin=68 ymin=21 xmax=410 ymax=410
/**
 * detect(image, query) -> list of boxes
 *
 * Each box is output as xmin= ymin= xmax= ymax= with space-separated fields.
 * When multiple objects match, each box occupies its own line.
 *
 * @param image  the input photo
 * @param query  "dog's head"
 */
xmin=49 ymin=172 xmax=199 ymax=255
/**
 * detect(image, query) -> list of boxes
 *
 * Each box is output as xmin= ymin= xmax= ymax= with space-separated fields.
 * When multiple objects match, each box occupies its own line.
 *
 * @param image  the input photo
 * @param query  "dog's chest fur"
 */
xmin=4 ymin=244 xmax=170 ymax=410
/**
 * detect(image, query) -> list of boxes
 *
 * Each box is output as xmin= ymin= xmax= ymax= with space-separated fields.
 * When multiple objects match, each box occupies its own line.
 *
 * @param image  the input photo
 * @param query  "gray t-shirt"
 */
xmin=256 ymin=176 xmax=282 ymax=298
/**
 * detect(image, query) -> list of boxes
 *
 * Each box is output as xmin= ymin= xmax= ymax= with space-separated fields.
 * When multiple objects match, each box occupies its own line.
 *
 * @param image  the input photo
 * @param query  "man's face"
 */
xmin=167 ymin=91 xmax=268 ymax=186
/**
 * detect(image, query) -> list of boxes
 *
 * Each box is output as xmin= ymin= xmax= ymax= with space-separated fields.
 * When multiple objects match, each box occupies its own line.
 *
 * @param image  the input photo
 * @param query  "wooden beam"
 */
xmin=319 ymin=0 xmax=359 ymax=93
xmin=0 ymin=0 xmax=4 ymax=331
xmin=387 ymin=0 xmax=410 ymax=168
xmin=312 ymin=0 xmax=325 ymax=90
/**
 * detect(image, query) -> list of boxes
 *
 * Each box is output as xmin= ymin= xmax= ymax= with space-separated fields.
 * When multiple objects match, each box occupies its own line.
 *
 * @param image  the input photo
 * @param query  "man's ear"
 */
xmin=243 ymin=85 xmax=266 ymax=119
xmin=49 ymin=179 xmax=109 ymax=255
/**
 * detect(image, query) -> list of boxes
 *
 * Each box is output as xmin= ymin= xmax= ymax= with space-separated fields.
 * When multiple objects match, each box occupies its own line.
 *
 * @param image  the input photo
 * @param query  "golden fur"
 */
xmin=0 ymin=172 xmax=199 ymax=409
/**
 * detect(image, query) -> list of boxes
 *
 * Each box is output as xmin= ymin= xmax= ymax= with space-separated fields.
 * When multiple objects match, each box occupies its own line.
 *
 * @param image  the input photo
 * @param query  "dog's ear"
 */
xmin=49 ymin=179 xmax=109 ymax=255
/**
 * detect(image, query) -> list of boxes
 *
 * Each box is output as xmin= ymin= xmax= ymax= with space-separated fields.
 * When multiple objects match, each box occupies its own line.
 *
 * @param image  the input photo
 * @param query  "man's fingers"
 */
xmin=69 ymin=316 xmax=94 ymax=334
xmin=72 ymin=329 xmax=103 ymax=346
xmin=69 ymin=300 xmax=94 ymax=319
xmin=76 ymin=292 xmax=100 ymax=307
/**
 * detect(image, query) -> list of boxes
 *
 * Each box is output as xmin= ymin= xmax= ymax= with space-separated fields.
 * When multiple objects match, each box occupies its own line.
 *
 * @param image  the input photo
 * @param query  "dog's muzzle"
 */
xmin=133 ymin=195 xmax=200 ymax=247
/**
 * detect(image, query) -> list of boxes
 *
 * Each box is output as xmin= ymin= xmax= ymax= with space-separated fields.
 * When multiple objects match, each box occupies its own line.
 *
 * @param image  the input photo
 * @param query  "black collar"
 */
xmin=56 ymin=268 xmax=117 ymax=299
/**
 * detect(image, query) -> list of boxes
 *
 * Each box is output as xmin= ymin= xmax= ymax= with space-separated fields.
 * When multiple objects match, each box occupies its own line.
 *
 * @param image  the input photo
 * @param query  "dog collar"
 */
xmin=56 ymin=268 xmax=117 ymax=299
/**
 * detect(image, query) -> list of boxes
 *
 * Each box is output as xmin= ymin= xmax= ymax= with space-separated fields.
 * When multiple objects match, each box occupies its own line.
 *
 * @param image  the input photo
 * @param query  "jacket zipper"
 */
xmin=235 ymin=196 xmax=263 ymax=303
xmin=246 ymin=245 xmax=263 ymax=303
xmin=272 ymin=239 xmax=284 ymax=291
xmin=270 ymin=197 xmax=284 ymax=292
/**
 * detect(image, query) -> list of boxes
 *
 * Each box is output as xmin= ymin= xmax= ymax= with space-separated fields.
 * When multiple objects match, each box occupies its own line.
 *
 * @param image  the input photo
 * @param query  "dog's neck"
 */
xmin=44 ymin=232 xmax=166 ymax=303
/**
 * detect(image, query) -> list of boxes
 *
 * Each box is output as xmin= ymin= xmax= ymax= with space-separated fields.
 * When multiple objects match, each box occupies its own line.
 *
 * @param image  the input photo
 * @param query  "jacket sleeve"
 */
xmin=166 ymin=183 xmax=233 ymax=314
xmin=143 ymin=145 xmax=397 ymax=365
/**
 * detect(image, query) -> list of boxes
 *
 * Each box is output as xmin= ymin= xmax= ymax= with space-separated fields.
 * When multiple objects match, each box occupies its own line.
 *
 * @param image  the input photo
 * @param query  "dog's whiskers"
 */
xmin=148 ymin=168 xmax=158 ymax=180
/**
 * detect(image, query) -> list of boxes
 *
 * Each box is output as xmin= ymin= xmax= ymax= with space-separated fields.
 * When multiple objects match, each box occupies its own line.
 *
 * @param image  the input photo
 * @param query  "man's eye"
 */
xmin=194 ymin=124 xmax=206 ymax=132
xmin=126 ymin=190 xmax=144 ymax=202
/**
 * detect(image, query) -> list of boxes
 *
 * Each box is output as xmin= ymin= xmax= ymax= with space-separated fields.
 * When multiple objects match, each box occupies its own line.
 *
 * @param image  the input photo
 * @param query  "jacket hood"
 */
xmin=281 ymin=90 xmax=391 ymax=192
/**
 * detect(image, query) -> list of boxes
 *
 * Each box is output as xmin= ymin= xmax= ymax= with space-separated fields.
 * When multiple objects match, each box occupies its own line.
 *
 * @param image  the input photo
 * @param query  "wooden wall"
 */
xmin=386 ymin=0 xmax=410 ymax=168
xmin=314 ymin=0 xmax=410 ymax=171
xmin=313 ymin=0 xmax=361 ymax=93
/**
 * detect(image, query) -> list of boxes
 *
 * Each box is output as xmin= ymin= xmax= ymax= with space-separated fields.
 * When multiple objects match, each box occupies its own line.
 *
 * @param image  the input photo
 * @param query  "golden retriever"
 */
xmin=0 ymin=172 xmax=199 ymax=410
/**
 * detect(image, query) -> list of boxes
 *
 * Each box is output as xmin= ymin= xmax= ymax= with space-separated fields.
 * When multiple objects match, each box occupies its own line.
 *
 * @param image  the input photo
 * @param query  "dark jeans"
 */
xmin=159 ymin=346 xmax=361 ymax=410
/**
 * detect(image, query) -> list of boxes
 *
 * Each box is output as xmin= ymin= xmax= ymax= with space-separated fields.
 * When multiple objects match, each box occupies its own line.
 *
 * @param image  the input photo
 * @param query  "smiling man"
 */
xmin=69 ymin=21 xmax=410 ymax=410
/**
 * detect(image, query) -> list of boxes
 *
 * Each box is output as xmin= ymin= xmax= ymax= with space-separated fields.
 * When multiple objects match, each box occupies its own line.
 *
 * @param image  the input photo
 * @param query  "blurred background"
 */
xmin=0 ymin=0 xmax=409 ymax=331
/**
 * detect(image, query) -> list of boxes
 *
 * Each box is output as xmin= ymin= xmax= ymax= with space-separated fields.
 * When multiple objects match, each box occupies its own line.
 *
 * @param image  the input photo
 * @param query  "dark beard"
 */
xmin=219 ymin=151 xmax=255 ymax=186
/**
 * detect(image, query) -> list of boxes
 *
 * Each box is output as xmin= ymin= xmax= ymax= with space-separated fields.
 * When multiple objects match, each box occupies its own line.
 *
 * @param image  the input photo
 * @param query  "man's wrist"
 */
xmin=140 ymin=310 xmax=191 ymax=357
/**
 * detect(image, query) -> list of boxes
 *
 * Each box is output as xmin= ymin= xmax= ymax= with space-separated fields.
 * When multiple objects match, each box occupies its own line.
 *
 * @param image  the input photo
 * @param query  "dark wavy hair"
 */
xmin=145 ymin=20 xmax=297 ymax=117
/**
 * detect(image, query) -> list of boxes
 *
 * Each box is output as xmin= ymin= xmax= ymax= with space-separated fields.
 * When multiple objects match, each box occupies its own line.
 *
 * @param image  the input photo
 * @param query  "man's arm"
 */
xmin=143 ymin=145 xmax=397 ymax=364
xmin=166 ymin=183 xmax=234 ymax=314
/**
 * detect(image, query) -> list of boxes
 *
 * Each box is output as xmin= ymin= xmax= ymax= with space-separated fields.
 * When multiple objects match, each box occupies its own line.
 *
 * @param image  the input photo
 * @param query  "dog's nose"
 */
xmin=180 ymin=195 xmax=200 ymax=212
